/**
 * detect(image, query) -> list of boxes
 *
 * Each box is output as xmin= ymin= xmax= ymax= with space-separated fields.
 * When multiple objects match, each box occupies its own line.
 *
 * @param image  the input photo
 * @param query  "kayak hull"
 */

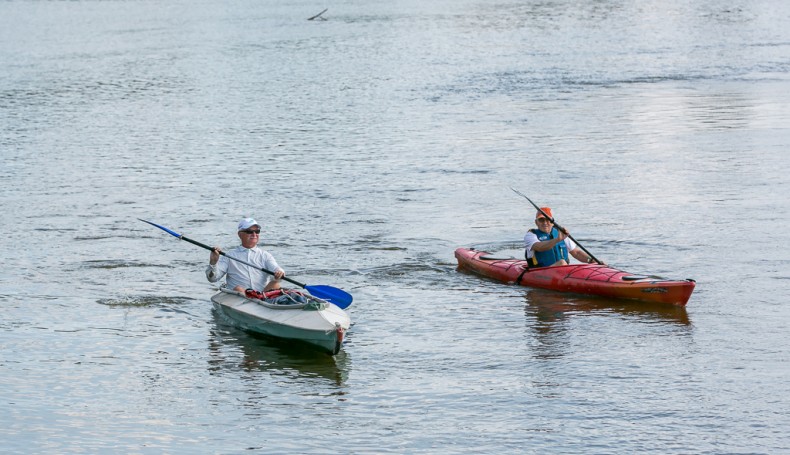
xmin=455 ymin=247 xmax=695 ymax=306
xmin=211 ymin=289 xmax=351 ymax=355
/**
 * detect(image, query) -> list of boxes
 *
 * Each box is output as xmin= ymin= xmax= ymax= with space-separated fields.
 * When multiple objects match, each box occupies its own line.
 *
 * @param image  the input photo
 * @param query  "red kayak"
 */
xmin=455 ymin=247 xmax=695 ymax=306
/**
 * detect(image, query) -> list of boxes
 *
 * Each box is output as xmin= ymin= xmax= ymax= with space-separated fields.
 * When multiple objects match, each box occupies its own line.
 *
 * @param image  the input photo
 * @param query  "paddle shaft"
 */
xmin=179 ymin=234 xmax=310 ymax=288
xmin=139 ymin=218 xmax=308 ymax=287
xmin=510 ymin=188 xmax=603 ymax=265
xmin=138 ymin=219 xmax=353 ymax=308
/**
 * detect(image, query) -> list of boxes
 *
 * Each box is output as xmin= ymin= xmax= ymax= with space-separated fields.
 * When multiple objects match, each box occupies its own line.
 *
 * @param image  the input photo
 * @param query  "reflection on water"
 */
xmin=524 ymin=288 xmax=691 ymax=325
xmin=523 ymin=287 xmax=690 ymax=360
xmin=206 ymin=310 xmax=350 ymax=387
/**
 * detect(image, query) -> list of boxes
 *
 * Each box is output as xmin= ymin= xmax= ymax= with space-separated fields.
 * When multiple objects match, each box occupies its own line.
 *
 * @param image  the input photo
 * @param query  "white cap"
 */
xmin=237 ymin=218 xmax=260 ymax=231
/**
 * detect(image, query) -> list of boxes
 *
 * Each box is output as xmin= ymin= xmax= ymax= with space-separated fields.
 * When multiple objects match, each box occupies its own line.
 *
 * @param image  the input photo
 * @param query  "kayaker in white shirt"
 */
xmin=523 ymin=207 xmax=599 ymax=267
xmin=205 ymin=218 xmax=286 ymax=292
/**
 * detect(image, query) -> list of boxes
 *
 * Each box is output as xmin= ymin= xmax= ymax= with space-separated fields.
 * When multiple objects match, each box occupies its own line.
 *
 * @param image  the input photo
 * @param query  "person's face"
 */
xmin=238 ymin=226 xmax=261 ymax=248
xmin=535 ymin=217 xmax=553 ymax=234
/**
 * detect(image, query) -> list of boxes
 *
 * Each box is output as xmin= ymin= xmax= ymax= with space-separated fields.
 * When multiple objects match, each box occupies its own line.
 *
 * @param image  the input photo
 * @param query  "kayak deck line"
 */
xmin=479 ymin=255 xmax=517 ymax=261
xmin=223 ymin=288 xmax=330 ymax=311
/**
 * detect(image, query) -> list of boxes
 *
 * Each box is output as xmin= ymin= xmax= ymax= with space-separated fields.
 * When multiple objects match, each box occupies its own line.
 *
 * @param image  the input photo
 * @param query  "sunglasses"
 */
xmin=536 ymin=218 xmax=552 ymax=223
xmin=241 ymin=229 xmax=261 ymax=235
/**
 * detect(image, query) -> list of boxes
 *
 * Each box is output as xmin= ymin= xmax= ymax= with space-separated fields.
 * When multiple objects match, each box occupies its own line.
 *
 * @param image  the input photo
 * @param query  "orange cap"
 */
xmin=535 ymin=207 xmax=553 ymax=220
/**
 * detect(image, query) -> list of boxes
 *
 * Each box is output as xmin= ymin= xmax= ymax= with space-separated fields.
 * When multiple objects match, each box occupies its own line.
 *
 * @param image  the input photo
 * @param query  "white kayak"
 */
xmin=211 ymin=288 xmax=351 ymax=355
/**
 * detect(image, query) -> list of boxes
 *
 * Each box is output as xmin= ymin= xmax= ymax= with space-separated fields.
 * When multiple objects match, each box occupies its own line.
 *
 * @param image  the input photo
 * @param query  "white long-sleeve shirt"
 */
xmin=205 ymin=246 xmax=283 ymax=291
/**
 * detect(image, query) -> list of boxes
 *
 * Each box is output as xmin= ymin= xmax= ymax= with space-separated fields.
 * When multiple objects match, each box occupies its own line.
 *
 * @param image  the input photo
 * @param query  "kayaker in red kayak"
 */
xmin=523 ymin=207 xmax=601 ymax=267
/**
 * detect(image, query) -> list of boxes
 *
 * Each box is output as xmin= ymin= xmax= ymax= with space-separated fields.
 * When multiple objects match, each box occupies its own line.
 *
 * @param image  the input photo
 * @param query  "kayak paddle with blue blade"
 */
xmin=139 ymin=219 xmax=353 ymax=308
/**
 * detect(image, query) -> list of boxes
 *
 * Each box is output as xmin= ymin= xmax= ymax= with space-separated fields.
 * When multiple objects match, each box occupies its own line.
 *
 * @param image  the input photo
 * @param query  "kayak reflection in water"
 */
xmin=523 ymin=207 xmax=603 ymax=267
xmin=206 ymin=217 xmax=286 ymax=293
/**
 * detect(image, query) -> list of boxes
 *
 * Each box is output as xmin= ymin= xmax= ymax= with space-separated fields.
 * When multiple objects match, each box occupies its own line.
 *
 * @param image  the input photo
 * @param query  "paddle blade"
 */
xmin=305 ymin=285 xmax=353 ymax=309
xmin=139 ymin=219 xmax=182 ymax=238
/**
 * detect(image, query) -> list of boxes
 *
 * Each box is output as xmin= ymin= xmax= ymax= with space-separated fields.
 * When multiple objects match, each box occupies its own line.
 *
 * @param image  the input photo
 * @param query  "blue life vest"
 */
xmin=526 ymin=228 xmax=569 ymax=267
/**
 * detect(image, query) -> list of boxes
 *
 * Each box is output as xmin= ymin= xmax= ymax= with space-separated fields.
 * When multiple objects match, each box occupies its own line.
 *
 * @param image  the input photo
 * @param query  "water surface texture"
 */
xmin=2 ymin=0 xmax=790 ymax=453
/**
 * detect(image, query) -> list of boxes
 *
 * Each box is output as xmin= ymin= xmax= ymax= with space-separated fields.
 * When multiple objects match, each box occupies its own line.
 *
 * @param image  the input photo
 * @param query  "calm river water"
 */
xmin=2 ymin=0 xmax=790 ymax=453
